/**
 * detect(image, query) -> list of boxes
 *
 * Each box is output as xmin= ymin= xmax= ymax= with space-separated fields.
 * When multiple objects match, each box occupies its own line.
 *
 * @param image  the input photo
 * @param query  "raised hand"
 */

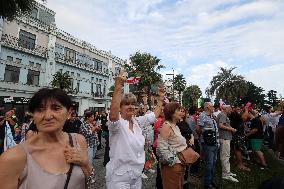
xmin=115 ymin=70 xmax=127 ymax=85
xmin=64 ymin=145 xmax=88 ymax=167
xmin=157 ymin=85 xmax=166 ymax=100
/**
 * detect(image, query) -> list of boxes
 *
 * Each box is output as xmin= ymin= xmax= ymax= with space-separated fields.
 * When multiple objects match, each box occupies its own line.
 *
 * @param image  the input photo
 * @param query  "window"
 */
xmin=91 ymin=77 xmax=94 ymax=81
xmin=115 ymin=66 xmax=121 ymax=75
xmin=96 ymin=84 xmax=101 ymax=97
xmin=36 ymin=63 xmax=41 ymax=68
xmin=15 ymin=58 xmax=22 ymax=64
xmin=64 ymin=48 xmax=76 ymax=63
xmin=27 ymin=70 xmax=40 ymax=86
xmin=29 ymin=61 xmax=34 ymax=67
xmin=103 ymin=85 xmax=106 ymax=96
xmin=71 ymin=72 xmax=74 ymax=76
xmin=97 ymin=62 xmax=102 ymax=72
xmin=7 ymin=56 xmax=13 ymax=61
xmin=66 ymin=71 xmax=70 ymax=75
xmin=99 ymin=79 xmax=102 ymax=82
xmin=91 ymin=83 xmax=94 ymax=94
xmin=18 ymin=30 xmax=36 ymax=50
xmin=4 ymin=65 xmax=20 ymax=83
xmin=77 ymin=73 xmax=80 ymax=78
xmin=104 ymin=80 xmax=106 ymax=84
xmin=59 ymin=69 xmax=63 ymax=73
xmin=96 ymin=78 xmax=98 ymax=82
xmin=30 ymin=8 xmax=38 ymax=19
xmin=76 ymin=81 xmax=80 ymax=92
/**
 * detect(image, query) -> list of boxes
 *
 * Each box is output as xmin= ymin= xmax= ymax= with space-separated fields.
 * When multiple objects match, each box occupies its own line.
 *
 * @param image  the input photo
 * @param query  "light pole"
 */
xmin=166 ymin=69 xmax=175 ymax=101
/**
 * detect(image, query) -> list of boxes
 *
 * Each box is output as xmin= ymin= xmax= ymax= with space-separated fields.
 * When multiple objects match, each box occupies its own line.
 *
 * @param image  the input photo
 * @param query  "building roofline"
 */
xmin=34 ymin=0 xmax=56 ymax=16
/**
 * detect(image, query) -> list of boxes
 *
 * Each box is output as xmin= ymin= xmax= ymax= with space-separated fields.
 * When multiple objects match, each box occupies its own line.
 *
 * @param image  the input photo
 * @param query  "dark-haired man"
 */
xmin=63 ymin=112 xmax=82 ymax=133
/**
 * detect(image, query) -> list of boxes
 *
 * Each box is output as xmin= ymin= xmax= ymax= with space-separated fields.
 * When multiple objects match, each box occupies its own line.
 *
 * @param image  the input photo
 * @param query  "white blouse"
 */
xmin=106 ymin=112 xmax=156 ymax=180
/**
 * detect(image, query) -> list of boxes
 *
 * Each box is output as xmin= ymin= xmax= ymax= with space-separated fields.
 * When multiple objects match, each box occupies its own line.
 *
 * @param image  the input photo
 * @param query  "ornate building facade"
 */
xmin=0 ymin=1 xmax=125 ymax=119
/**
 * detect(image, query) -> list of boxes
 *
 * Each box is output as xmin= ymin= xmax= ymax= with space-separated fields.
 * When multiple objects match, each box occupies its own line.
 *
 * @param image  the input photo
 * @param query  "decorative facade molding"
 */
xmin=34 ymin=1 xmax=56 ymax=16
xmin=1 ymin=34 xmax=48 ymax=58
xmin=0 ymin=59 xmax=45 ymax=72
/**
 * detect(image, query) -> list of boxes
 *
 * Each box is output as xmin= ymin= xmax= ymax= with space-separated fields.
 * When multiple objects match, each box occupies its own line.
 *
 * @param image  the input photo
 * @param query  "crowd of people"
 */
xmin=0 ymin=71 xmax=283 ymax=189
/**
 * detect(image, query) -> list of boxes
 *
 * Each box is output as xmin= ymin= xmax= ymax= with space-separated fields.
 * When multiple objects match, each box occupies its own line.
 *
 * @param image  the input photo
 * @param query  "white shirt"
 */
xmin=106 ymin=112 xmax=156 ymax=180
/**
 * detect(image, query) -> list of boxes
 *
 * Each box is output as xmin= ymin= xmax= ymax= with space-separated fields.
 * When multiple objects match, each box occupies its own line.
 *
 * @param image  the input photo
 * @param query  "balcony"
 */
xmin=1 ymin=34 xmax=47 ymax=58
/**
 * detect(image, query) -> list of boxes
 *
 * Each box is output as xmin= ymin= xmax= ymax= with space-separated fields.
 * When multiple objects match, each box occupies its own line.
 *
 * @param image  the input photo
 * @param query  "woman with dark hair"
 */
xmin=21 ymin=113 xmax=33 ymax=141
xmin=177 ymin=107 xmax=194 ymax=186
xmin=158 ymin=102 xmax=198 ymax=189
xmin=79 ymin=111 xmax=100 ymax=167
xmin=0 ymin=88 xmax=92 ymax=189
xmin=229 ymin=107 xmax=251 ymax=171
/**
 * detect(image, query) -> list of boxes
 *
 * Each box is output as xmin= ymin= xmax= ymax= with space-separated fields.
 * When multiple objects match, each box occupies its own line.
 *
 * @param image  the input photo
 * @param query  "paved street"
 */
xmin=90 ymin=141 xmax=202 ymax=189
xmin=91 ymin=146 xmax=156 ymax=189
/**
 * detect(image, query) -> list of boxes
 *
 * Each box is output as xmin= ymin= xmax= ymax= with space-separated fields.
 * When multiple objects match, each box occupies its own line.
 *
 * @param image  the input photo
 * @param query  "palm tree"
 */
xmin=124 ymin=51 xmax=165 ymax=110
xmin=50 ymin=71 xmax=73 ymax=93
xmin=107 ymin=85 xmax=115 ymax=97
xmin=182 ymin=85 xmax=202 ymax=108
xmin=173 ymin=74 xmax=186 ymax=103
xmin=0 ymin=0 xmax=46 ymax=20
xmin=206 ymin=67 xmax=248 ymax=105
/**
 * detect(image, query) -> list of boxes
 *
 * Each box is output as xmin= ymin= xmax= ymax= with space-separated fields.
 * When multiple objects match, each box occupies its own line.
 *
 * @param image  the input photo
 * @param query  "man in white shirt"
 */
xmin=107 ymin=71 xmax=165 ymax=189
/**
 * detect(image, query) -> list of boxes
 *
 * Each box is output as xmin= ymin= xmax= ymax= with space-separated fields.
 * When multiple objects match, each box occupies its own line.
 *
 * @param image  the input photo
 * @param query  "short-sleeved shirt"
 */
xmin=248 ymin=117 xmax=263 ymax=139
xmin=186 ymin=115 xmax=198 ymax=139
xmin=217 ymin=112 xmax=232 ymax=140
xmin=197 ymin=111 xmax=219 ymax=143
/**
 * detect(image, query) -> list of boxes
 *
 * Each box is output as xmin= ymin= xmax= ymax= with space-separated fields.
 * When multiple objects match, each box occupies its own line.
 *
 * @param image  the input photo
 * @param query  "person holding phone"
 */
xmin=106 ymin=71 xmax=164 ymax=189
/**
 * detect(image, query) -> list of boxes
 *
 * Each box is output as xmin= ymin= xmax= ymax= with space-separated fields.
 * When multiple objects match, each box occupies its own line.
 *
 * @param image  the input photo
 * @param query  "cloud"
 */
xmin=245 ymin=64 xmax=284 ymax=97
xmin=185 ymin=60 xmax=232 ymax=95
xmin=43 ymin=0 xmax=284 ymax=98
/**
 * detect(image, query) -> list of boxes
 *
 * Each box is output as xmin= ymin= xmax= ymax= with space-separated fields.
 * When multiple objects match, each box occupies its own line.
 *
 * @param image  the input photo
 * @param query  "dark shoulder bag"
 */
xmin=64 ymin=133 xmax=74 ymax=189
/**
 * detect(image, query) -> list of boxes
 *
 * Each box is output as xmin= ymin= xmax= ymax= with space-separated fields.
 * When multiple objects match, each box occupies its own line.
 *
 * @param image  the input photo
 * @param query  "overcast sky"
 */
xmin=43 ymin=0 xmax=284 ymax=98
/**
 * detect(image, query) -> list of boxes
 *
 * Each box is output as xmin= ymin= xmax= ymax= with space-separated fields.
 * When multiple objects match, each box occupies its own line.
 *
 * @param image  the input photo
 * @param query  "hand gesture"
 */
xmin=115 ymin=70 xmax=127 ymax=85
xmin=157 ymin=85 xmax=166 ymax=100
xmin=64 ymin=145 xmax=88 ymax=167
xmin=231 ymin=128 xmax=237 ymax=133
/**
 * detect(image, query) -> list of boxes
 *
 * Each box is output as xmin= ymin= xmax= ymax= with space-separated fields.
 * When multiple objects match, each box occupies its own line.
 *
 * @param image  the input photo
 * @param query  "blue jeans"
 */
xmin=88 ymin=147 xmax=94 ymax=166
xmin=203 ymin=144 xmax=218 ymax=186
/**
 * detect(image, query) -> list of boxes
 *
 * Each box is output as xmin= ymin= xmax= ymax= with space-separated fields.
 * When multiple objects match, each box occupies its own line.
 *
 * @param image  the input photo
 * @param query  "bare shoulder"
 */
xmin=74 ymin=133 xmax=87 ymax=148
xmin=159 ymin=122 xmax=172 ymax=139
xmin=0 ymin=145 xmax=26 ymax=174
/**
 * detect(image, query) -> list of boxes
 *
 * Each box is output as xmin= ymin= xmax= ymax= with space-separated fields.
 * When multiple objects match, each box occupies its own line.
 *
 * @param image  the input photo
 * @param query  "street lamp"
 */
xmin=166 ymin=69 xmax=175 ymax=100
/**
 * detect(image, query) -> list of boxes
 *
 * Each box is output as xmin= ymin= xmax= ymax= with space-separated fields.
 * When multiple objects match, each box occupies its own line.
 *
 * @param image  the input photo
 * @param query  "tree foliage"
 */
xmin=107 ymin=85 xmax=115 ymax=97
xmin=173 ymin=74 xmax=186 ymax=103
xmin=51 ymin=71 xmax=73 ymax=93
xmin=267 ymin=90 xmax=278 ymax=107
xmin=182 ymin=85 xmax=202 ymax=108
xmin=0 ymin=0 xmax=45 ymax=20
xmin=124 ymin=51 xmax=164 ymax=108
xmin=206 ymin=67 xmax=248 ymax=105
xmin=238 ymin=81 xmax=266 ymax=109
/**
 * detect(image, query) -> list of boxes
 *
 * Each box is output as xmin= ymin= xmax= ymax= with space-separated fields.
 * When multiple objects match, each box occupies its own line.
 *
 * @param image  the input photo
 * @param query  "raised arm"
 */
xmin=109 ymin=71 xmax=126 ymax=122
xmin=154 ymin=86 xmax=165 ymax=118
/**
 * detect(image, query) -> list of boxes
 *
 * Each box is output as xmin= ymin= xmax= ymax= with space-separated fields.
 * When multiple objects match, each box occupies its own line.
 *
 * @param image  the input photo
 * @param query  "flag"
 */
xmin=126 ymin=77 xmax=140 ymax=84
